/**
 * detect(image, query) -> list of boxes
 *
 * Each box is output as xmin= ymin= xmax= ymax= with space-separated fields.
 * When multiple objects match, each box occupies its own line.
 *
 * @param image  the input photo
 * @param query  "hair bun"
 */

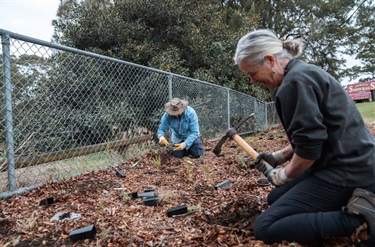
xmin=282 ymin=39 xmax=303 ymax=58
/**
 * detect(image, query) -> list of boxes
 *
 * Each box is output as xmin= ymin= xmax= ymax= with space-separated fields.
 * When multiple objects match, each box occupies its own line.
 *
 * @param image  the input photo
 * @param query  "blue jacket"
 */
xmin=157 ymin=106 xmax=200 ymax=149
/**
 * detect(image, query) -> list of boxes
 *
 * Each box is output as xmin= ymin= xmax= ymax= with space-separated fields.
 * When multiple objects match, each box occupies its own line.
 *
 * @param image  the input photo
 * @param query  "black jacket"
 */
xmin=276 ymin=60 xmax=375 ymax=187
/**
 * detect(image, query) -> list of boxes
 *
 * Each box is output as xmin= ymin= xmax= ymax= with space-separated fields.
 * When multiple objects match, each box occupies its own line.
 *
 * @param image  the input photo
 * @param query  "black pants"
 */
xmin=254 ymin=173 xmax=375 ymax=245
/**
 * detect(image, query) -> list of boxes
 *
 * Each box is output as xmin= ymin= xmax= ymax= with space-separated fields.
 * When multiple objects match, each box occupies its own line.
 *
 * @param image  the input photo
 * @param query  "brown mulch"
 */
xmin=1 ymin=124 xmax=374 ymax=247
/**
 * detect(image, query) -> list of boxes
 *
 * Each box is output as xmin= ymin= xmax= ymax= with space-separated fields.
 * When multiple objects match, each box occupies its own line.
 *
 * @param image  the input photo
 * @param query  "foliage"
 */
xmin=2 ymin=0 xmax=373 ymax=157
xmin=15 ymin=212 xmax=38 ymax=233
xmin=0 ymin=54 xmax=57 ymax=151
xmin=151 ymin=154 xmax=161 ymax=167
xmin=225 ymin=0 xmax=374 ymax=83
xmin=40 ymin=52 xmax=149 ymax=148
xmin=0 ymin=51 xmax=154 ymax=154
xmin=52 ymin=0 xmax=259 ymax=96
xmin=52 ymin=0 xmax=374 ymax=101
xmin=339 ymin=0 xmax=374 ymax=81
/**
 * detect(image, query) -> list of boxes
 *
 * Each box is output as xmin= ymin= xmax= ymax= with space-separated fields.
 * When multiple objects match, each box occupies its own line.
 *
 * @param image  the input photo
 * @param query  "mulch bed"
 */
xmin=1 ymin=124 xmax=374 ymax=247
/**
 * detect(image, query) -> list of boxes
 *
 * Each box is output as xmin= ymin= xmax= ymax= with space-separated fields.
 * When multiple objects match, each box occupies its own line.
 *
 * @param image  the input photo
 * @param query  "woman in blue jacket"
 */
xmin=157 ymin=98 xmax=204 ymax=158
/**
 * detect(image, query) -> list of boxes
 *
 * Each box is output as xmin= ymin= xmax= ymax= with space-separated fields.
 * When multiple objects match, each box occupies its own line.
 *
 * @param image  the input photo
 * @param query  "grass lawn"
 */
xmin=356 ymin=101 xmax=375 ymax=124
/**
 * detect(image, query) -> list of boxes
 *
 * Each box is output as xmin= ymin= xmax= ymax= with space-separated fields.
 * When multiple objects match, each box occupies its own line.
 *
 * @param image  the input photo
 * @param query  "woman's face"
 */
xmin=238 ymin=57 xmax=283 ymax=90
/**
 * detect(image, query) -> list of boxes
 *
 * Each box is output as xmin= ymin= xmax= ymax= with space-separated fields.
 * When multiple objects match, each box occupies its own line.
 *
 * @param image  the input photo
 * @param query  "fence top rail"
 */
xmin=0 ymin=28 xmax=165 ymax=72
xmin=0 ymin=28 xmax=239 ymax=93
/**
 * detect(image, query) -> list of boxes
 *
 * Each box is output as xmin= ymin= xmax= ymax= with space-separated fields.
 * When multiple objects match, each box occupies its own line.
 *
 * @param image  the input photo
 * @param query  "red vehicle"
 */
xmin=346 ymin=80 xmax=375 ymax=102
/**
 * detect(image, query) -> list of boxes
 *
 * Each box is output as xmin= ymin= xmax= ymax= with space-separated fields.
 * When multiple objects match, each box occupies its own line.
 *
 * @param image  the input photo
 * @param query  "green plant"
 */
xmin=101 ymin=226 xmax=108 ymax=242
xmin=201 ymin=163 xmax=214 ymax=186
xmin=188 ymin=205 xmax=204 ymax=211
xmin=61 ymin=189 xmax=71 ymax=195
xmin=98 ymin=196 xmax=108 ymax=242
xmin=157 ymin=188 xmax=177 ymax=203
xmin=151 ymin=155 xmax=161 ymax=167
xmin=184 ymin=163 xmax=193 ymax=183
xmin=15 ymin=211 xmax=38 ymax=233
xmin=236 ymin=156 xmax=248 ymax=169
xmin=99 ymin=197 xmax=105 ymax=214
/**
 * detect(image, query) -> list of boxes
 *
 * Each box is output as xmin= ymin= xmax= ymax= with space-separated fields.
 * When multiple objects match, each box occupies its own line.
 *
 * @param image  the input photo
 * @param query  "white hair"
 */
xmin=233 ymin=29 xmax=304 ymax=65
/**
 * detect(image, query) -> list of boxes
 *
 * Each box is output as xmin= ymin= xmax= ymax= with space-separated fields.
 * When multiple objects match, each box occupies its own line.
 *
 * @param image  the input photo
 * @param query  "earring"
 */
xmin=271 ymin=68 xmax=275 ymax=74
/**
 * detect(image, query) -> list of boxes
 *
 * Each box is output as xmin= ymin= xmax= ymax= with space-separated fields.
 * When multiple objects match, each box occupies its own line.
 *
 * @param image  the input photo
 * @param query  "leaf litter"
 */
xmin=1 ymin=124 xmax=374 ymax=246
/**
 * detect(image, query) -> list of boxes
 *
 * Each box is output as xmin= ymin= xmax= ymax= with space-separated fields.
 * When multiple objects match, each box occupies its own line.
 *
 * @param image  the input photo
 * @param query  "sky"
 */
xmin=0 ymin=0 xmax=60 ymax=42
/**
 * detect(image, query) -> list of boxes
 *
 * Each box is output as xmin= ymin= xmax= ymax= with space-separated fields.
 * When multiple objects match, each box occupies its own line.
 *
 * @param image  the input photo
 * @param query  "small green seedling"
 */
xmin=151 ymin=155 xmax=161 ymax=167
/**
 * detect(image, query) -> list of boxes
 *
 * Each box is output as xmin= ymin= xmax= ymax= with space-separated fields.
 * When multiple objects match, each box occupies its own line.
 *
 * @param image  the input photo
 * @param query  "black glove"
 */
xmin=251 ymin=151 xmax=286 ymax=173
xmin=252 ymin=152 xmax=277 ymax=173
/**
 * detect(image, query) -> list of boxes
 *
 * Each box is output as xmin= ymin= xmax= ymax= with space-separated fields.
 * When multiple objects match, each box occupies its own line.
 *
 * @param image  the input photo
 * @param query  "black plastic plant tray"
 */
xmin=116 ymin=170 xmax=126 ymax=178
xmin=166 ymin=204 xmax=188 ymax=217
xmin=143 ymin=188 xmax=156 ymax=192
xmin=138 ymin=191 xmax=156 ymax=198
xmin=128 ymin=192 xmax=138 ymax=199
xmin=69 ymin=224 xmax=96 ymax=241
xmin=39 ymin=197 xmax=54 ymax=206
xmin=215 ymin=180 xmax=230 ymax=190
xmin=143 ymin=196 xmax=160 ymax=206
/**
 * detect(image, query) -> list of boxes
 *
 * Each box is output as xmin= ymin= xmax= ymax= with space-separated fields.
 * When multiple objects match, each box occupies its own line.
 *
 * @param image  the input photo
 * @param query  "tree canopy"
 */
xmin=52 ymin=0 xmax=374 ymax=100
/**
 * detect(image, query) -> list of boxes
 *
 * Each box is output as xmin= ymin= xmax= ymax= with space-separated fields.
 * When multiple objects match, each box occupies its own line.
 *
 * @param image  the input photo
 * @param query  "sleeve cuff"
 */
xmin=280 ymin=168 xmax=292 ymax=182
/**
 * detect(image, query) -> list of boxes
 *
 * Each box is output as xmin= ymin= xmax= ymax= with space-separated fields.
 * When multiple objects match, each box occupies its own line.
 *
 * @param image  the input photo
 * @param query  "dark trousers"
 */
xmin=254 ymin=173 xmax=375 ymax=245
xmin=171 ymin=137 xmax=204 ymax=158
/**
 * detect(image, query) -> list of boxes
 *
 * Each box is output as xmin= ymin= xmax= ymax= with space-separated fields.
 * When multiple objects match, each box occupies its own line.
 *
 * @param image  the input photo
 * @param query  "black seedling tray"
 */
xmin=69 ymin=224 xmax=96 ymax=241
xmin=144 ymin=188 xmax=156 ymax=192
xmin=143 ymin=196 xmax=160 ymax=206
xmin=138 ymin=191 xmax=156 ymax=198
xmin=166 ymin=204 xmax=188 ymax=217
xmin=128 ymin=192 xmax=138 ymax=199
xmin=215 ymin=180 xmax=230 ymax=190
xmin=39 ymin=197 xmax=54 ymax=206
xmin=116 ymin=170 xmax=126 ymax=178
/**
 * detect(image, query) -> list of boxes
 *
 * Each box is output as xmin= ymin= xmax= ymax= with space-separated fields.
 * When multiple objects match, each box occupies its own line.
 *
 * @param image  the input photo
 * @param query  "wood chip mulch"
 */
xmin=1 ymin=124 xmax=374 ymax=247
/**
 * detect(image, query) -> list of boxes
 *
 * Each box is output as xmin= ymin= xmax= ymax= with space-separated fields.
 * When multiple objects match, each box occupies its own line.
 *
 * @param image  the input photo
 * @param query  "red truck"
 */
xmin=346 ymin=80 xmax=375 ymax=102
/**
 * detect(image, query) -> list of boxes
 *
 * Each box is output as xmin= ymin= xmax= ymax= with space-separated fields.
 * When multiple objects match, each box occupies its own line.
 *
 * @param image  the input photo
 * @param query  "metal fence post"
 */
xmin=227 ymin=89 xmax=230 ymax=128
xmin=1 ymin=33 xmax=16 ymax=191
xmin=168 ymin=73 xmax=173 ymax=100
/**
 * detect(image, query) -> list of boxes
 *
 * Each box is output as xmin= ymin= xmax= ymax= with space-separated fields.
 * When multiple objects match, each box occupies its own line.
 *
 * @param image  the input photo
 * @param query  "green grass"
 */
xmin=356 ymin=102 xmax=375 ymax=123
xmin=0 ymin=143 xmax=153 ymax=192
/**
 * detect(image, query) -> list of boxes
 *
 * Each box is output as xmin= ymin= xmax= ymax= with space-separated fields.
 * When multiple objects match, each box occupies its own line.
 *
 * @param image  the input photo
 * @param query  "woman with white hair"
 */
xmin=234 ymin=29 xmax=375 ymax=246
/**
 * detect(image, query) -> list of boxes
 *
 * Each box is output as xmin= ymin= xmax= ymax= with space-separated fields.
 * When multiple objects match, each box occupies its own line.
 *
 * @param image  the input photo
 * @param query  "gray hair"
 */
xmin=233 ymin=29 xmax=304 ymax=65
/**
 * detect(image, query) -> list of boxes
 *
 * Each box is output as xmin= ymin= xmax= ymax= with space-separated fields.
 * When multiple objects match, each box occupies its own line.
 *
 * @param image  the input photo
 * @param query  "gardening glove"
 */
xmin=264 ymin=168 xmax=292 ymax=187
xmin=252 ymin=151 xmax=286 ymax=172
xmin=173 ymin=142 xmax=186 ymax=151
xmin=159 ymin=136 xmax=169 ymax=147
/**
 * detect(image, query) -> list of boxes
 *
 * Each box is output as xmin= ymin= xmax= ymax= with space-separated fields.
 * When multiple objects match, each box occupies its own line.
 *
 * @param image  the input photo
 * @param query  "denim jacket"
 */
xmin=157 ymin=106 xmax=200 ymax=149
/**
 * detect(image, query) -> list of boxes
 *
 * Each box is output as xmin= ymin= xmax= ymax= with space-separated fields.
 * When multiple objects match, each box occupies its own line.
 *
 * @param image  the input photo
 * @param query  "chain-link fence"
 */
xmin=0 ymin=29 xmax=278 ymax=198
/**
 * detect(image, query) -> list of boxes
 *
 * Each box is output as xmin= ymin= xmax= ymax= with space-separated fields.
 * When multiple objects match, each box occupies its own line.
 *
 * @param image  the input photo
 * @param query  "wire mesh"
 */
xmin=0 ymin=29 xmax=278 ymax=197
